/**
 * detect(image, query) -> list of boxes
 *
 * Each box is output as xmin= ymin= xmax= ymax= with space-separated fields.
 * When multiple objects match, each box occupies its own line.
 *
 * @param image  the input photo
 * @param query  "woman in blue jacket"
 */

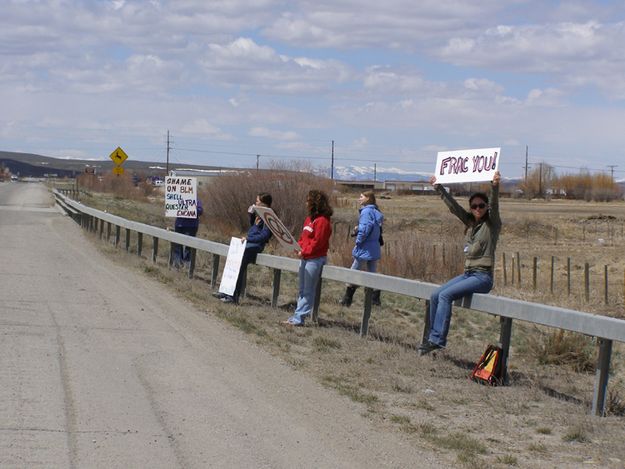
xmin=217 ymin=192 xmax=273 ymax=304
xmin=340 ymin=191 xmax=384 ymax=307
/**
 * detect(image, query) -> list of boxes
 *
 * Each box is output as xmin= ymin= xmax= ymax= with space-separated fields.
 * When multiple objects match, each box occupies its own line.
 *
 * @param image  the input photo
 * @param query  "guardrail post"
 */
xmin=169 ymin=242 xmax=175 ymax=267
xmin=360 ymin=287 xmax=373 ymax=336
xmin=311 ymin=273 xmax=323 ymax=324
xmin=499 ymin=317 xmax=513 ymax=385
xmin=125 ymin=228 xmax=131 ymax=251
xmin=421 ymin=300 xmax=431 ymax=345
xmin=99 ymin=218 xmax=104 ymax=239
xmin=188 ymin=248 xmax=196 ymax=279
xmin=137 ymin=233 xmax=143 ymax=257
xmin=592 ymin=338 xmax=612 ymax=416
xmin=271 ymin=269 xmax=281 ymax=308
xmin=211 ymin=254 xmax=220 ymax=288
xmin=115 ymin=225 xmax=121 ymax=247
xmin=152 ymin=237 xmax=158 ymax=263
xmin=106 ymin=222 xmax=111 ymax=242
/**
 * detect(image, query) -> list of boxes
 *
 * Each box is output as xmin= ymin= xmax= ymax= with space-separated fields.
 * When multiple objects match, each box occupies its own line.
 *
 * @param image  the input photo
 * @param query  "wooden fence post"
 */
xmin=502 ymin=253 xmax=507 ymax=286
xmin=604 ymin=265 xmax=608 ymax=305
xmin=532 ymin=257 xmax=537 ymax=291
xmin=567 ymin=257 xmax=571 ymax=296
xmin=516 ymin=252 xmax=521 ymax=285
xmin=511 ymin=256 xmax=515 ymax=286
xmin=584 ymin=263 xmax=590 ymax=302
xmin=550 ymin=256 xmax=555 ymax=294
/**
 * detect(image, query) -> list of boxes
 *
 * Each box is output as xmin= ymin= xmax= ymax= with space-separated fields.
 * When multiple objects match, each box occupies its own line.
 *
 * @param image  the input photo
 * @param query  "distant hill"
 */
xmin=0 ymin=151 xmax=221 ymax=178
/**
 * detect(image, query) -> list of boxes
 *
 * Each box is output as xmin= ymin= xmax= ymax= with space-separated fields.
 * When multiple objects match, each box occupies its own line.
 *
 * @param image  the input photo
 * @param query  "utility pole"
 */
xmin=524 ymin=145 xmax=529 ymax=186
xmin=330 ymin=140 xmax=335 ymax=180
xmin=607 ymin=165 xmax=617 ymax=180
xmin=166 ymin=130 xmax=171 ymax=176
xmin=256 ymin=154 xmax=260 ymax=172
xmin=373 ymin=163 xmax=377 ymax=182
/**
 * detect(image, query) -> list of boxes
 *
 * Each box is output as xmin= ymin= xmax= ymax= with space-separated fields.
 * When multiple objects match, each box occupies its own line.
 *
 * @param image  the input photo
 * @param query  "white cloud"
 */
xmin=180 ymin=119 xmax=232 ymax=140
xmin=199 ymin=37 xmax=351 ymax=93
xmin=249 ymin=126 xmax=299 ymax=141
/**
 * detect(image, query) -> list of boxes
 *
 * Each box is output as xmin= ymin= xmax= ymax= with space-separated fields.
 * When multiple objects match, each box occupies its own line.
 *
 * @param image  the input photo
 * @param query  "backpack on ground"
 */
xmin=470 ymin=344 xmax=504 ymax=386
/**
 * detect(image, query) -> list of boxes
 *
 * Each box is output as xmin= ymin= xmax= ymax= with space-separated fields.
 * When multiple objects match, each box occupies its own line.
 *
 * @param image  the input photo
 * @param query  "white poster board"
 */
xmin=253 ymin=206 xmax=299 ymax=251
xmin=434 ymin=148 xmax=500 ymax=184
xmin=165 ymin=176 xmax=198 ymax=218
xmin=218 ymin=237 xmax=247 ymax=296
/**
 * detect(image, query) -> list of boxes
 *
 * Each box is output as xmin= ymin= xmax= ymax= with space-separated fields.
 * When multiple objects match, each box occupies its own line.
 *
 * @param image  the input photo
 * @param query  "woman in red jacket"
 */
xmin=283 ymin=190 xmax=333 ymax=326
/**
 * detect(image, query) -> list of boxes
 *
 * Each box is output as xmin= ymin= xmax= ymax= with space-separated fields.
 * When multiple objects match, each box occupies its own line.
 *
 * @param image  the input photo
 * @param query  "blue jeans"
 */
xmin=428 ymin=271 xmax=493 ymax=347
xmin=289 ymin=257 xmax=326 ymax=325
xmin=350 ymin=258 xmax=377 ymax=273
xmin=173 ymin=225 xmax=198 ymax=265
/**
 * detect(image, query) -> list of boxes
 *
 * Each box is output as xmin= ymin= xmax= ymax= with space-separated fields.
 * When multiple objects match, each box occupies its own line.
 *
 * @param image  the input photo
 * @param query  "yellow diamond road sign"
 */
xmin=113 ymin=166 xmax=124 ymax=175
xmin=109 ymin=146 xmax=128 ymax=165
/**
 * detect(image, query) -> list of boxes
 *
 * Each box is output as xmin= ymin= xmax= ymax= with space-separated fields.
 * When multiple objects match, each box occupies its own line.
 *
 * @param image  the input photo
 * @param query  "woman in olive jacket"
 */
xmin=419 ymin=171 xmax=501 ymax=355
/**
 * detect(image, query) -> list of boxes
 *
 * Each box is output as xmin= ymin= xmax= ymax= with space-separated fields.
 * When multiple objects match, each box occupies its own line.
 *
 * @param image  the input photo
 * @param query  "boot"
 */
xmin=339 ymin=285 xmax=357 ymax=307
xmin=372 ymin=290 xmax=381 ymax=306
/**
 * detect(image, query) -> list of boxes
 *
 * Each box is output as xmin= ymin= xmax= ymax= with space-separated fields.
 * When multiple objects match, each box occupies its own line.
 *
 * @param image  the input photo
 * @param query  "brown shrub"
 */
xmin=530 ymin=329 xmax=595 ymax=372
xmin=199 ymin=169 xmax=335 ymax=236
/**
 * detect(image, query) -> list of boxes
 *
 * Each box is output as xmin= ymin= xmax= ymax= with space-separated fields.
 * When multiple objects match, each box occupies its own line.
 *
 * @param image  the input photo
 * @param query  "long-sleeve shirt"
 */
xmin=436 ymin=184 xmax=501 ymax=272
xmin=298 ymin=215 xmax=332 ymax=260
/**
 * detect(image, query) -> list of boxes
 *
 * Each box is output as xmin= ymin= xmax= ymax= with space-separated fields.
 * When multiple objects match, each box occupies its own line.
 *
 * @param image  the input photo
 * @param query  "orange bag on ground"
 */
xmin=470 ymin=344 xmax=504 ymax=386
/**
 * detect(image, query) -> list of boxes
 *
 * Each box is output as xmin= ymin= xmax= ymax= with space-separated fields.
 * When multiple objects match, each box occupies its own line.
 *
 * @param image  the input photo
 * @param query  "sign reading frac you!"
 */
xmin=165 ymin=177 xmax=198 ymax=218
xmin=434 ymin=147 xmax=501 ymax=184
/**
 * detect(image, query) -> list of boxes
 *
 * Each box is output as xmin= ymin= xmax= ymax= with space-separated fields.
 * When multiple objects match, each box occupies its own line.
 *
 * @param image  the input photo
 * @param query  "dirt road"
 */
xmin=0 ymin=182 xmax=441 ymax=468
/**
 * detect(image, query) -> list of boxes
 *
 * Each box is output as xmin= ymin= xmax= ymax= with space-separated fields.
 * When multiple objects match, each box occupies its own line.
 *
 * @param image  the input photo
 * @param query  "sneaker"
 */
xmin=220 ymin=296 xmax=236 ymax=304
xmin=417 ymin=341 xmax=443 ymax=356
xmin=212 ymin=292 xmax=226 ymax=299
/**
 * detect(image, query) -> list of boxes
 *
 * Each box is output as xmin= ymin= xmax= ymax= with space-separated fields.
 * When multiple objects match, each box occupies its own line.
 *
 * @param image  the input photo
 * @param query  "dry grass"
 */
xmin=68 ymin=182 xmax=625 ymax=468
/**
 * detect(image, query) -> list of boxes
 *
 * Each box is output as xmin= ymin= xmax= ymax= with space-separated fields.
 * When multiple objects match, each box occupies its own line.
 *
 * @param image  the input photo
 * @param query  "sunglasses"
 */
xmin=470 ymin=203 xmax=487 ymax=210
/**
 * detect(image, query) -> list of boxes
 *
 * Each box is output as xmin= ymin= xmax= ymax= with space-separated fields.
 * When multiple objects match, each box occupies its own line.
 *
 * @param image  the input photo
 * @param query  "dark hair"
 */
xmin=469 ymin=192 xmax=489 ymax=205
xmin=257 ymin=192 xmax=272 ymax=207
xmin=307 ymin=189 xmax=333 ymax=219
xmin=467 ymin=192 xmax=489 ymax=228
xmin=361 ymin=190 xmax=376 ymax=206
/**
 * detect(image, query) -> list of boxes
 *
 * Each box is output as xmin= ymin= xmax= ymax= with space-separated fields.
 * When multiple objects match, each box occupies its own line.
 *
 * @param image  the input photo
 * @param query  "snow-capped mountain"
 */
xmin=332 ymin=165 xmax=431 ymax=181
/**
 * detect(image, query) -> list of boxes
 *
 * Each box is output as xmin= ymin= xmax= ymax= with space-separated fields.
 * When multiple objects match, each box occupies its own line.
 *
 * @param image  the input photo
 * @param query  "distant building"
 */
xmin=336 ymin=179 xmax=434 ymax=193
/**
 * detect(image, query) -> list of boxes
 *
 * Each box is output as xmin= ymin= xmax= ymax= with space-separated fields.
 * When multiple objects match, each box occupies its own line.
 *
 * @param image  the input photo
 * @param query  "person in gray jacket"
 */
xmin=419 ymin=171 xmax=501 ymax=355
xmin=340 ymin=191 xmax=384 ymax=307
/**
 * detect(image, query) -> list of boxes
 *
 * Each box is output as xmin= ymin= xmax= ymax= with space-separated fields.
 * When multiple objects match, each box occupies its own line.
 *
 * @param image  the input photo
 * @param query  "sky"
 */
xmin=2 ymin=0 xmax=625 ymax=179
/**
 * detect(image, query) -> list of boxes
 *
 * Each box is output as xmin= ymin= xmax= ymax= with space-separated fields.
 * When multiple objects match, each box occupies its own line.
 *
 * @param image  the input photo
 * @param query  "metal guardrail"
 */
xmin=53 ymin=189 xmax=625 ymax=416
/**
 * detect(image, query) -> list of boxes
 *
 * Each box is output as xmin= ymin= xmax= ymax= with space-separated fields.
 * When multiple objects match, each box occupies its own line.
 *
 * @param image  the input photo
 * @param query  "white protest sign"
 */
xmin=434 ymin=148 xmax=500 ymax=184
xmin=253 ymin=206 xmax=299 ymax=251
xmin=218 ymin=237 xmax=247 ymax=296
xmin=165 ymin=177 xmax=198 ymax=218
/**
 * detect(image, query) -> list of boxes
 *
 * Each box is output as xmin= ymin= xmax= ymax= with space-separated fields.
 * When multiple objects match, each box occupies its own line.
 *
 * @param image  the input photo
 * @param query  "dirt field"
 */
xmin=76 ymin=187 xmax=625 ymax=468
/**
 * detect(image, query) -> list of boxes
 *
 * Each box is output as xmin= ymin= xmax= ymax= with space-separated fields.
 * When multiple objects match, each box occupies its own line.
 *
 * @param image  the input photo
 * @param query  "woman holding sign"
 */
xmin=216 ymin=193 xmax=273 ymax=304
xmin=419 ymin=171 xmax=501 ymax=355
xmin=283 ymin=190 xmax=333 ymax=326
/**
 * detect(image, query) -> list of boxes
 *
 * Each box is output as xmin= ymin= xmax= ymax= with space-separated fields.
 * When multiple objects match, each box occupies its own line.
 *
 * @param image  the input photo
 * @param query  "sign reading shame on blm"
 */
xmin=434 ymin=147 xmax=500 ymax=184
xmin=165 ymin=176 xmax=198 ymax=218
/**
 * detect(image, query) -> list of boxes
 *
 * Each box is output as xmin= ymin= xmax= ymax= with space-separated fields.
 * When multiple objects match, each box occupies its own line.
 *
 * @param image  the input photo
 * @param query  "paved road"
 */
xmin=0 ymin=182 xmax=440 ymax=468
